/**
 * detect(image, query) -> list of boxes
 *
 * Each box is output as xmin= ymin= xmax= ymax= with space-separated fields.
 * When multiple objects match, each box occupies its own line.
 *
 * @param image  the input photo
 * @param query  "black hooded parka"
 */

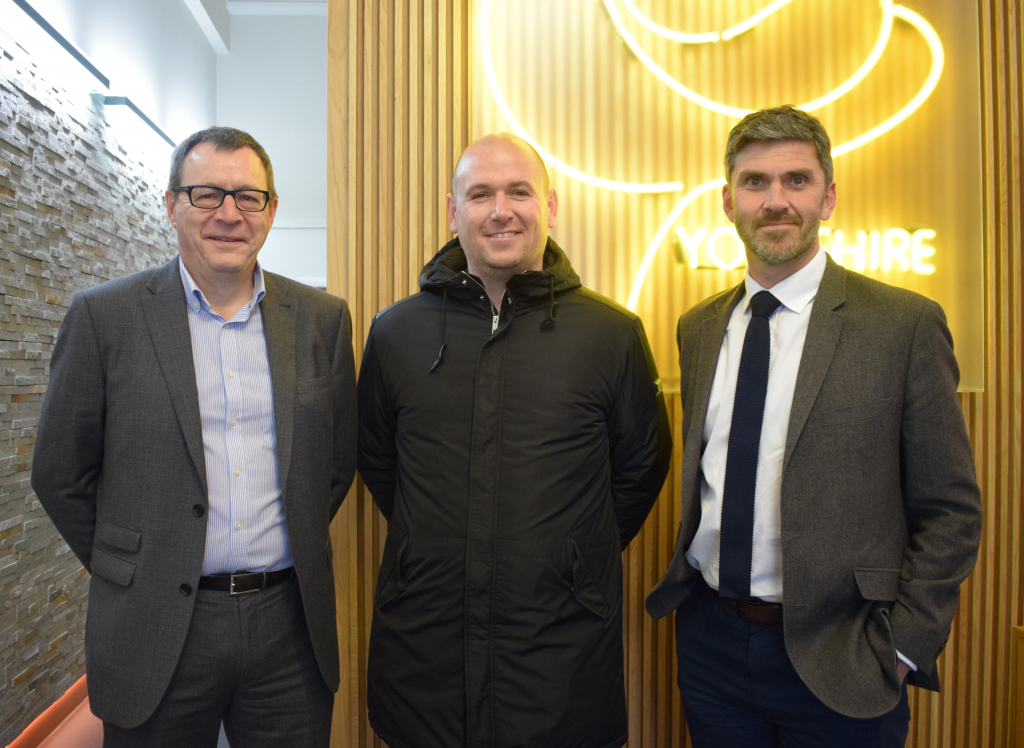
xmin=358 ymin=238 xmax=672 ymax=748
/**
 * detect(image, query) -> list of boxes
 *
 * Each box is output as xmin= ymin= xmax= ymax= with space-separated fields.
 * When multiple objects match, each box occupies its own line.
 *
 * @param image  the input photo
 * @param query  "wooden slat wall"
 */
xmin=326 ymin=0 xmax=472 ymax=745
xmin=326 ymin=0 xmax=1023 ymax=745
xmin=939 ymin=4 xmax=1024 ymax=748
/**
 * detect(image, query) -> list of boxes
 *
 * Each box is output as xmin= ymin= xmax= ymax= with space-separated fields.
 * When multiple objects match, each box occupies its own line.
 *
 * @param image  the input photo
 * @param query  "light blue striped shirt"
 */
xmin=179 ymin=260 xmax=293 ymax=575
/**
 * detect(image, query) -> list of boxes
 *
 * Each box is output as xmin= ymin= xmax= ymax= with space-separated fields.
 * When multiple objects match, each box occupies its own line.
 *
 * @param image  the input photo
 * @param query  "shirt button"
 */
xmin=235 ymin=522 xmax=243 ymax=530
xmin=235 ymin=469 xmax=241 ymax=476
xmin=192 ymin=504 xmax=204 ymax=517
xmin=179 ymin=583 xmax=192 ymax=596
xmin=230 ymin=418 xmax=237 ymax=427
xmin=228 ymin=371 xmax=235 ymax=378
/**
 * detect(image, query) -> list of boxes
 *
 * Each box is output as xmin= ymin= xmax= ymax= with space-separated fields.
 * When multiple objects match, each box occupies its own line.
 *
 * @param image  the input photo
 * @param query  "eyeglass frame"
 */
xmin=169 ymin=185 xmax=273 ymax=212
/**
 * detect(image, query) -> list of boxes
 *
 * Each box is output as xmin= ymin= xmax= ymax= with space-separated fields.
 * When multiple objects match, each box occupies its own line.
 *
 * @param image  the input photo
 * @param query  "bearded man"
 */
xmin=646 ymin=105 xmax=982 ymax=747
xmin=358 ymin=132 xmax=672 ymax=748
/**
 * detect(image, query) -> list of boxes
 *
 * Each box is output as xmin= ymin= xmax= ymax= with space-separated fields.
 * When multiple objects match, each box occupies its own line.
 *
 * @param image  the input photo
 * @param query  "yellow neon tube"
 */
xmin=603 ymin=0 xmax=895 ymax=117
xmin=832 ymin=6 xmax=944 ymax=156
xmin=616 ymin=0 xmax=719 ymax=44
xmin=480 ymin=0 xmax=684 ymax=193
xmin=601 ymin=0 xmax=749 ymax=118
xmin=721 ymin=0 xmax=797 ymax=41
xmin=796 ymin=0 xmax=894 ymax=111
xmin=616 ymin=0 xmax=797 ymax=45
xmin=626 ymin=179 xmax=725 ymax=310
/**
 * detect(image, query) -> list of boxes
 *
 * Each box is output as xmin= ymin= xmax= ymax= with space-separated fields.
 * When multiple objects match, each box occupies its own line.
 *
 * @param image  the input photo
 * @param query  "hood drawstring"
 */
xmin=430 ymin=287 xmax=448 ymax=372
xmin=541 ymin=275 xmax=559 ymax=330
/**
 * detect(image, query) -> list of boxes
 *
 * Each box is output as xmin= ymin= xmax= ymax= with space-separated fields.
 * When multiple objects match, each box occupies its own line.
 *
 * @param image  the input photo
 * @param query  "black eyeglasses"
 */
xmin=171 ymin=185 xmax=271 ymax=212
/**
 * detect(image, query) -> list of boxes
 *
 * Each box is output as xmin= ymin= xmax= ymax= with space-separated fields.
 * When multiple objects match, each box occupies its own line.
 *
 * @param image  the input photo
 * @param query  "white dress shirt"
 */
xmin=685 ymin=249 xmax=825 ymax=602
xmin=180 ymin=261 xmax=293 ymax=575
xmin=683 ymin=247 xmax=916 ymax=671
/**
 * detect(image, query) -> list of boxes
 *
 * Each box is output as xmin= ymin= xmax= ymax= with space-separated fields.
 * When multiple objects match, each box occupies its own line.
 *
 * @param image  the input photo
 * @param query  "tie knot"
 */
xmin=750 ymin=291 xmax=781 ymax=320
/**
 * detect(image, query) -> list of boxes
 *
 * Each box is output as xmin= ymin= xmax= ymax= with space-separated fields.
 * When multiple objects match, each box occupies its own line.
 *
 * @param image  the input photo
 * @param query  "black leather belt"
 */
xmin=711 ymin=587 xmax=784 ymax=625
xmin=198 ymin=567 xmax=294 ymax=595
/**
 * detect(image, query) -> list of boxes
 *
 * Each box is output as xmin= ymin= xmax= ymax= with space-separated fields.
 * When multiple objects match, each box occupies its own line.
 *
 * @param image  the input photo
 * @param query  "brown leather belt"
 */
xmin=199 ymin=567 xmax=294 ymax=595
xmin=711 ymin=588 xmax=784 ymax=625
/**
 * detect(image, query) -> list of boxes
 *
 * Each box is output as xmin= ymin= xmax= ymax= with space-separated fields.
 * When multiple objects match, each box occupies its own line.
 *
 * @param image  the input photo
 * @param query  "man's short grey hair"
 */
xmin=451 ymin=133 xmax=550 ymax=198
xmin=168 ymin=126 xmax=277 ymax=198
xmin=724 ymin=105 xmax=833 ymax=186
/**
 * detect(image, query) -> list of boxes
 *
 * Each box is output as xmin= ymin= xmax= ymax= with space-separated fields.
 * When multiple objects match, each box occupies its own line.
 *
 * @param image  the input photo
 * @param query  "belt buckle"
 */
xmin=229 ymin=572 xmax=264 ymax=595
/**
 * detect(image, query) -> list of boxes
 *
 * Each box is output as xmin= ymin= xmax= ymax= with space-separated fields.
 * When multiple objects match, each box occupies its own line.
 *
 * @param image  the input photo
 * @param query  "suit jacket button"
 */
xmin=180 ymin=583 xmax=192 ymax=596
xmin=192 ymin=504 xmax=205 ymax=517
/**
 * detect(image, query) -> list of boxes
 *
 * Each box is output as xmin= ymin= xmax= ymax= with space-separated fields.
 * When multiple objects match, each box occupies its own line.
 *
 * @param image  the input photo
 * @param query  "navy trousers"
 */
xmin=675 ymin=581 xmax=910 ymax=748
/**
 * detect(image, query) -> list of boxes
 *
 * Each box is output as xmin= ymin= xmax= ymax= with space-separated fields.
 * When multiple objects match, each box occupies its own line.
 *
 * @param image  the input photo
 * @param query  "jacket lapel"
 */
xmin=261 ymin=273 xmax=296 ymax=494
xmin=688 ymin=286 xmax=745 ymax=450
xmin=783 ymin=255 xmax=846 ymax=473
xmin=683 ymin=285 xmax=745 ymax=484
xmin=140 ymin=258 xmax=208 ymax=493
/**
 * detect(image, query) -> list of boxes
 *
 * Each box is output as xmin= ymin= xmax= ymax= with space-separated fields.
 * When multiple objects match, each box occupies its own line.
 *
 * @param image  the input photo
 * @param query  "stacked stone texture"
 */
xmin=0 ymin=31 xmax=177 ymax=743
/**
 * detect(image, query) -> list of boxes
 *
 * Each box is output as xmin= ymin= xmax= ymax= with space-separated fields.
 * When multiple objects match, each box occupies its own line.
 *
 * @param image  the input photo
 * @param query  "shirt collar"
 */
xmin=179 ymin=258 xmax=266 ymax=318
xmin=742 ymin=247 xmax=827 ymax=316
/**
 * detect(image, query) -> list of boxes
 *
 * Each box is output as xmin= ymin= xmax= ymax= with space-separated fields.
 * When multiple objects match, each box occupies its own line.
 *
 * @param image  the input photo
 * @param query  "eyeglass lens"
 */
xmin=189 ymin=187 xmax=268 ymax=212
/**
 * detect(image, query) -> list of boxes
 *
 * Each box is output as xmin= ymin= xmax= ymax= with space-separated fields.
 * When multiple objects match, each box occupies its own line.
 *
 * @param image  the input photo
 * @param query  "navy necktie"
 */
xmin=718 ymin=290 xmax=782 ymax=600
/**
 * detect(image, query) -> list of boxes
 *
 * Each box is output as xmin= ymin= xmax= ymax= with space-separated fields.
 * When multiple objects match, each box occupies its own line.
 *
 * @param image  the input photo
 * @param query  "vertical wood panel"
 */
xmin=327 ymin=1 xmax=473 ymax=745
xmin=327 ymin=0 xmax=1022 ymax=745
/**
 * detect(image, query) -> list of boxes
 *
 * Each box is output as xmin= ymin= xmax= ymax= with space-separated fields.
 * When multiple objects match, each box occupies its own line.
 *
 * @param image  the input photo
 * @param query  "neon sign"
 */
xmin=676 ymin=226 xmax=937 ymax=275
xmin=618 ymin=0 xmax=797 ymax=44
xmin=479 ymin=0 xmax=946 ymax=308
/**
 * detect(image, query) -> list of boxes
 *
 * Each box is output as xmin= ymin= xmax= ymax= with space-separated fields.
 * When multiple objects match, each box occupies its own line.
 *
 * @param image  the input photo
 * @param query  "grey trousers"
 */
xmin=103 ymin=575 xmax=333 ymax=748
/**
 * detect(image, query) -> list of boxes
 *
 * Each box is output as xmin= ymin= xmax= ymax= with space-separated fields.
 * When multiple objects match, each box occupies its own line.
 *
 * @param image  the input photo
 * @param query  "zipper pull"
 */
xmin=491 ymin=313 xmax=499 ymax=334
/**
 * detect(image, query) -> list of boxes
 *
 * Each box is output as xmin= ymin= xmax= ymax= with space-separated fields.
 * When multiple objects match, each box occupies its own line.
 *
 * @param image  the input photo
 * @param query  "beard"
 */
xmin=735 ymin=209 xmax=821 ymax=267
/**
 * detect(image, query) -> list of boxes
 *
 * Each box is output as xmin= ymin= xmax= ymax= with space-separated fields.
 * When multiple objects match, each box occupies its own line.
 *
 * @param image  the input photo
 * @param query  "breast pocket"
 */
xmin=296 ymin=374 xmax=334 ymax=394
xmin=823 ymin=397 xmax=893 ymax=426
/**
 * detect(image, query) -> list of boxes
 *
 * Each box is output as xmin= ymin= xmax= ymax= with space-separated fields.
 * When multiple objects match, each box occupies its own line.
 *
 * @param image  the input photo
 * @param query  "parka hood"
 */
xmin=419 ymin=236 xmax=582 ymax=303
xmin=419 ymin=236 xmax=582 ymax=371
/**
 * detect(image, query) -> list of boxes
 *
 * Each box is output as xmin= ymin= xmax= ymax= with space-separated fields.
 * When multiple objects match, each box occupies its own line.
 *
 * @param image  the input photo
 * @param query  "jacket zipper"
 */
xmin=491 ymin=291 xmax=509 ymax=334
xmin=461 ymin=272 xmax=503 ymax=335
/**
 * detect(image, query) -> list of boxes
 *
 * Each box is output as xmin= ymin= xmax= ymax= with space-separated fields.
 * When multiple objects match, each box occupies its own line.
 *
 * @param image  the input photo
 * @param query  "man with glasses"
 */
xmin=32 ymin=127 xmax=356 ymax=747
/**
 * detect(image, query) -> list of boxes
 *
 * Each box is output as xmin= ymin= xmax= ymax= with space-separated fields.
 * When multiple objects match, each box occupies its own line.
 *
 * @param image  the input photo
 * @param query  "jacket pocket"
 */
xmin=376 ymin=534 xmax=409 ymax=609
xmin=570 ymin=538 xmax=611 ymax=619
xmin=854 ymin=567 xmax=901 ymax=601
xmin=90 ymin=546 xmax=137 ymax=587
xmin=296 ymin=374 xmax=334 ymax=394
xmin=96 ymin=520 xmax=141 ymax=552
xmin=823 ymin=398 xmax=892 ymax=426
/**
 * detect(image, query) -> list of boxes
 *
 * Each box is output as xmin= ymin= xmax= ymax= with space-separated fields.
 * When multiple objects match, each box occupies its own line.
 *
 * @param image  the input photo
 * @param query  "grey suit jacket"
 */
xmin=647 ymin=254 xmax=982 ymax=719
xmin=32 ymin=257 xmax=357 ymax=728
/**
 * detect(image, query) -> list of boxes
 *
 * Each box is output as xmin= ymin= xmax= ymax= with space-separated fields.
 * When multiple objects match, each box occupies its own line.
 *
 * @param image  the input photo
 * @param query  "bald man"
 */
xmin=357 ymin=133 xmax=673 ymax=748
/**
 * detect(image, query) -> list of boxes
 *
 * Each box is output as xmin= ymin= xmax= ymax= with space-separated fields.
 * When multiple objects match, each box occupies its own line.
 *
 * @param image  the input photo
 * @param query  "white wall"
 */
xmin=218 ymin=12 xmax=327 ymax=287
xmin=0 ymin=0 xmax=326 ymax=287
xmin=5 ymin=0 xmax=217 ymax=140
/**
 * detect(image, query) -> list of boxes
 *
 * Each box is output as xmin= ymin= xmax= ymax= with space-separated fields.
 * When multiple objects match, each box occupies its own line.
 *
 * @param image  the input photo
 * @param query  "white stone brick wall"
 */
xmin=0 ymin=31 xmax=177 ymax=742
